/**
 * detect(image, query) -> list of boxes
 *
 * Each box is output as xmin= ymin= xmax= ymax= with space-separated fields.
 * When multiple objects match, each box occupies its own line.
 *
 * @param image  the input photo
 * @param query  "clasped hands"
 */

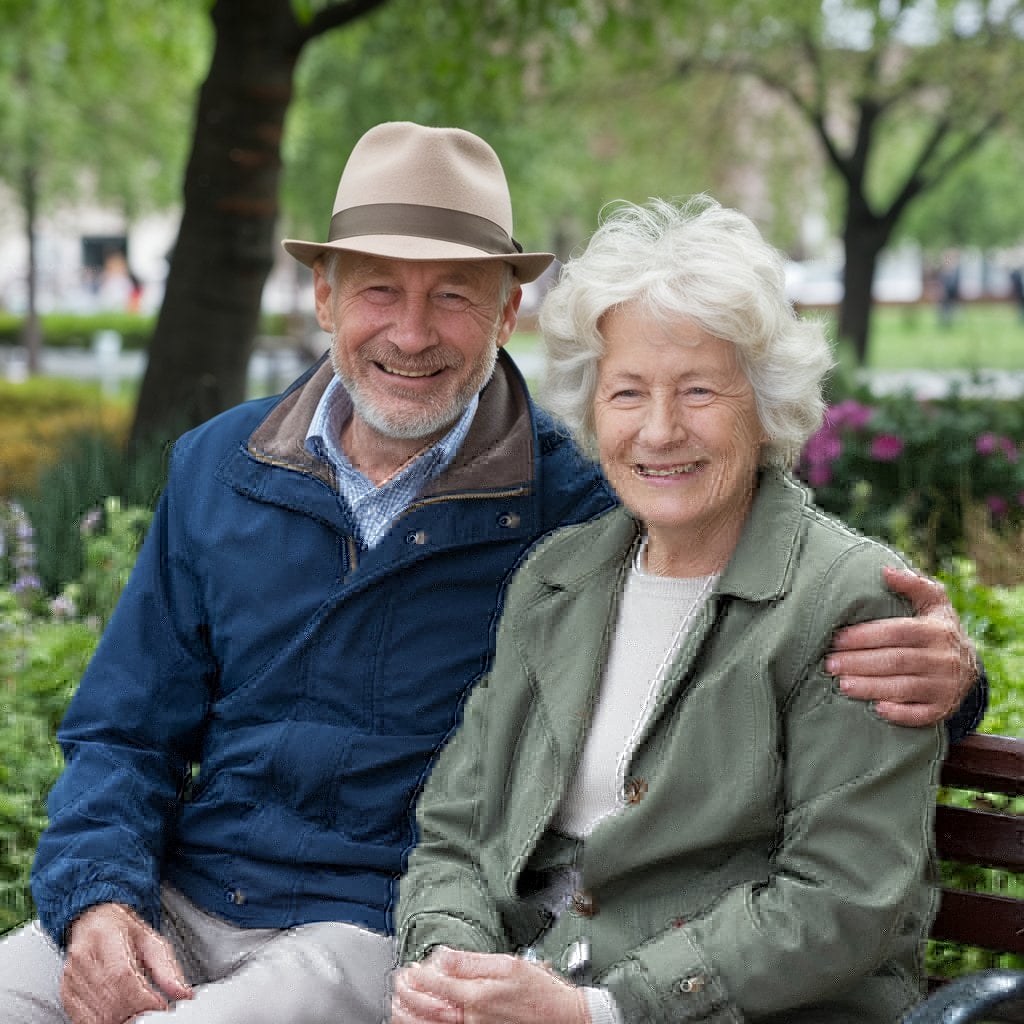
xmin=391 ymin=946 xmax=590 ymax=1024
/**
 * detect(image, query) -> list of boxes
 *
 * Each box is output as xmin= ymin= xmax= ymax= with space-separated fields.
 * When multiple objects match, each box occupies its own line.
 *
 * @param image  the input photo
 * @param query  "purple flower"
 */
xmin=12 ymin=573 xmax=42 ymax=594
xmin=1000 ymin=437 xmax=1019 ymax=463
xmin=986 ymin=495 xmax=1009 ymax=518
xmin=827 ymin=400 xmax=874 ymax=430
xmin=870 ymin=434 xmax=904 ymax=461
xmin=80 ymin=507 xmax=104 ymax=536
xmin=49 ymin=594 xmax=76 ymax=618
xmin=976 ymin=433 xmax=999 ymax=456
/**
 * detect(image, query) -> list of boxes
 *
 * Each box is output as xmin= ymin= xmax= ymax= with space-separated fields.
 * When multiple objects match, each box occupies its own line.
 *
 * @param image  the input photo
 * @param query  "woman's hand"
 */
xmin=391 ymin=947 xmax=590 ymax=1024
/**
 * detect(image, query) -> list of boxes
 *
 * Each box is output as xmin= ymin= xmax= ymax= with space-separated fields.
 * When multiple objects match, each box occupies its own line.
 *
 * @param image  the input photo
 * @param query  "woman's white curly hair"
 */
xmin=539 ymin=196 xmax=834 ymax=468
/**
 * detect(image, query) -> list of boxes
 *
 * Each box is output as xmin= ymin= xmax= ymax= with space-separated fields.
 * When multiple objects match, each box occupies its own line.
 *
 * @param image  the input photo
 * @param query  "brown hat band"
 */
xmin=329 ymin=203 xmax=523 ymax=255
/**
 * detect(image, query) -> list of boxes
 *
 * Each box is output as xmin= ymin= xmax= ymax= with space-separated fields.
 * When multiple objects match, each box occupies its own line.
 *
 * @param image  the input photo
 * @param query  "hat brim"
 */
xmin=281 ymin=235 xmax=555 ymax=285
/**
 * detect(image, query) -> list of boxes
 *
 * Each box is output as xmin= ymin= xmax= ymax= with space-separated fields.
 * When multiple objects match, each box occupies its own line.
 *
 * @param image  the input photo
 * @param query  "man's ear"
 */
xmin=313 ymin=265 xmax=335 ymax=333
xmin=496 ymin=285 xmax=523 ymax=349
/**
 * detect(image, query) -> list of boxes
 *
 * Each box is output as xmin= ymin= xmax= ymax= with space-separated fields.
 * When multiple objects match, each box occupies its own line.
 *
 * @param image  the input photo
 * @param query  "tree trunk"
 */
xmin=130 ymin=0 xmax=303 ymax=446
xmin=837 ymin=192 xmax=894 ymax=366
xmin=20 ymin=161 xmax=43 ymax=375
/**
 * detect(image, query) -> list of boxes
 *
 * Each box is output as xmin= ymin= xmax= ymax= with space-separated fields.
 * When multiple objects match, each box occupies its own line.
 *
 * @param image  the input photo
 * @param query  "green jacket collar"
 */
xmin=531 ymin=467 xmax=808 ymax=604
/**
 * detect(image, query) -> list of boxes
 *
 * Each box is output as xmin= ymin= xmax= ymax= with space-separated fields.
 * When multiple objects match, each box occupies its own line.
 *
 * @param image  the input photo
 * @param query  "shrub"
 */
xmin=0 ymin=311 xmax=289 ymax=351
xmin=0 ymin=379 xmax=133 ymax=498
xmin=797 ymin=390 xmax=1024 ymax=571
xmin=0 ymin=497 xmax=149 ymax=930
xmin=0 ymin=312 xmax=155 ymax=351
xmin=11 ymin=431 xmax=167 ymax=595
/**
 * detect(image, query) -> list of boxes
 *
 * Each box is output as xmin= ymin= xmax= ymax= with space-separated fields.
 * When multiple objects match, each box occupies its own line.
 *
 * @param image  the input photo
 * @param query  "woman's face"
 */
xmin=593 ymin=301 xmax=766 ymax=576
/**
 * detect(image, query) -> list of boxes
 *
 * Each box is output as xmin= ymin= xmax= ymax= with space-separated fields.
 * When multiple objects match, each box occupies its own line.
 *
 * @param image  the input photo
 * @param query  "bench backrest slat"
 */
xmin=928 ymin=731 xmax=1024 ymax=1010
xmin=931 ymin=888 xmax=1024 ymax=955
xmin=935 ymin=804 xmax=1024 ymax=873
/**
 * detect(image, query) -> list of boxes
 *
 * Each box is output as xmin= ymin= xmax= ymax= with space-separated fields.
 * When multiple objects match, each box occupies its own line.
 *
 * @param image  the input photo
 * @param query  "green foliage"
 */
xmin=0 ymin=0 xmax=208 ymax=218
xmin=896 ymin=134 xmax=1024 ymax=252
xmin=0 ymin=312 xmax=154 ymax=350
xmin=0 ymin=496 xmax=149 ymax=929
xmin=59 ymin=497 xmax=152 ymax=628
xmin=14 ymin=431 xmax=168 ymax=595
xmin=940 ymin=562 xmax=1024 ymax=737
xmin=0 ymin=312 xmax=289 ymax=350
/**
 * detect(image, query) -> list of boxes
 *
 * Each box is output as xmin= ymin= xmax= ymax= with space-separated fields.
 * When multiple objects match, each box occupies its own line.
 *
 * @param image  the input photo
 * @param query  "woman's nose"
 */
xmin=639 ymin=396 xmax=686 ymax=447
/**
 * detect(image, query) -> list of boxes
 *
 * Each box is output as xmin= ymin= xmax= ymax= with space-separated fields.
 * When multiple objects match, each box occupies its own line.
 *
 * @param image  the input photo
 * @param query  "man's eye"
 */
xmin=434 ymin=292 xmax=471 ymax=309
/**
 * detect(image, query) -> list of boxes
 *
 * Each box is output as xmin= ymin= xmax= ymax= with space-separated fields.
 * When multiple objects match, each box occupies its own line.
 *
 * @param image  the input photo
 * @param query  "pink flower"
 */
xmin=986 ymin=495 xmax=1009 ymax=517
xmin=870 ymin=434 xmax=904 ymax=461
xmin=976 ymin=433 xmax=999 ymax=456
xmin=804 ymin=429 xmax=842 ymax=465
xmin=999 ymin=437 xmax=1019 ymax=463
xmin=806 ymin=464 xmax=833 ymax=487
xmin=828 ymin=400 xmax=874 ymax=430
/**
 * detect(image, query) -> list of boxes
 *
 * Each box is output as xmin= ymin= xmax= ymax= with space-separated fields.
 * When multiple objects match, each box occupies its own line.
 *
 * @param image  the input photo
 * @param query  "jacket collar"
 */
xmin=716 ymin=468 xmax=807 ymax=602
xmin=245 ymin=348 xmax=534 ymax=496
xmin=530 ymin=467 xmax=808 ymax=605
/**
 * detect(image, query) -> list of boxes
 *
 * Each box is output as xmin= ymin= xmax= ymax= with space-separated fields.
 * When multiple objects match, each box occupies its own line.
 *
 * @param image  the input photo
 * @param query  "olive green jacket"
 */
xmin=396 ymin=469 xmax=945 ymax=1023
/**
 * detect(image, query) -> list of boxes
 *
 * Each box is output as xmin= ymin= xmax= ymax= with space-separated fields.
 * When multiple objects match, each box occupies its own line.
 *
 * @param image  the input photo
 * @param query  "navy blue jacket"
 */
xmin=31 ymin=352 xmax=614 ymax=945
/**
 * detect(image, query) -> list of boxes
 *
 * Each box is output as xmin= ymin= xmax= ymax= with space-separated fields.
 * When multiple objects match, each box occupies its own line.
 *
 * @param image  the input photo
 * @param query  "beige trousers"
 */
xmin=0 ymin=886 xmax=394 ymax=1023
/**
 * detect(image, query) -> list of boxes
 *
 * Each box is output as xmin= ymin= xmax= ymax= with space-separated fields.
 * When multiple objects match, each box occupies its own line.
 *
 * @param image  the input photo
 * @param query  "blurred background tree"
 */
xmin=2 ymin=0 xmax=1023 ymax=439
xmin=631 ymin=0 xmax=1024 ymax=363
xmin=0 ymin=0 xmax=206 ymax=374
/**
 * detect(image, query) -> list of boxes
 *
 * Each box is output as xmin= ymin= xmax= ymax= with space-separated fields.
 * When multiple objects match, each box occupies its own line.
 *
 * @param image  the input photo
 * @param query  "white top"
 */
xmin=553 ymin=548 xmax=717 ymax=837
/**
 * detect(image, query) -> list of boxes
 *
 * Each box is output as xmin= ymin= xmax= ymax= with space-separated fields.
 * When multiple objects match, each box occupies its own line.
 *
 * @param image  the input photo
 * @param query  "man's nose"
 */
xmin=389 ymin=295 xmax=438 ymax=354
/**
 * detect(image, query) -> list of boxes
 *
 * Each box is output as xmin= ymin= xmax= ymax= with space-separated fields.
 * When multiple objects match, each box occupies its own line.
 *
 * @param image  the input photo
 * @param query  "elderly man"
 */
xmin=0 ymin=122 xmax=984 ymax=1024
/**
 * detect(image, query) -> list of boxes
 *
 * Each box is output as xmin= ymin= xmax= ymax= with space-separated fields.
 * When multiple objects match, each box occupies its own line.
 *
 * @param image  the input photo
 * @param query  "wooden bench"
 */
xmin=929 ymin=732 xmax=1024 ymax=1019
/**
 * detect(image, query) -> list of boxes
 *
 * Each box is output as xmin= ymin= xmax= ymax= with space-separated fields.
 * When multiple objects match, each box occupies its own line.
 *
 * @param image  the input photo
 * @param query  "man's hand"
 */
xmin=391 ymin=947 xmax=589 ymax=1024
xmin=827 ymin=566 xmax=977 ymax=727
xmin=61 ymin=902 xmax=192 ymax=1024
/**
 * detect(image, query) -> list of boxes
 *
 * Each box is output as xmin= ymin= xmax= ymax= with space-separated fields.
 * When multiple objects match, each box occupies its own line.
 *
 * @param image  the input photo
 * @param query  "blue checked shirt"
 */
xmin=305 ymin=374 xmax=478 ymax=549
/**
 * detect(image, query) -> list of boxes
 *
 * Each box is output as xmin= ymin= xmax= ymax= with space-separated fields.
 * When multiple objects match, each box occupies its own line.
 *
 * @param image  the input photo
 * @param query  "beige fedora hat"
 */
xmin=282 ymin=122 xmax=554 ymax=284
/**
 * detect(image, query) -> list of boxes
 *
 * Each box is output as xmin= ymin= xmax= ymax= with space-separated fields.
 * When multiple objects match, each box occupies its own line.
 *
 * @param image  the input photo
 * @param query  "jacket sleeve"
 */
xmin=600 ymin=548 xmax=946 ymax=1023
xmin=947 ymin=661 xmax=988 ymax=744
xmin=395 ymin=617 xmax=522 ymax=962
xmin=30 ymin=439 xmax=217 ymax=946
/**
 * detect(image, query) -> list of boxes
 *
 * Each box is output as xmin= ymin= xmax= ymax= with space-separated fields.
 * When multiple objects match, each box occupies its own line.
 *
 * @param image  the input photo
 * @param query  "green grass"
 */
xmin=508 ymin=301 xmax=1024 ymax=372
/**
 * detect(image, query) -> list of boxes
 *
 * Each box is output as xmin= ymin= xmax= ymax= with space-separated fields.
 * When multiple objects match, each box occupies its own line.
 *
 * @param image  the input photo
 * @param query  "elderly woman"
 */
xmin=389 ymin=197 xmax=944 ymax=1024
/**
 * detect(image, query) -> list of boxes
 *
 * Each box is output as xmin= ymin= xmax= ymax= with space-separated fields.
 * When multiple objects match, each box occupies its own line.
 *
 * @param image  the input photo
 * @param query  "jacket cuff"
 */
xmin=601 ymin=930 xmax=742 ymax=1024
xmin=35 ymin=881 xmax=157 ymax=950
xmin=398 ymin=912 xmax=496 ymax=966
xmin=947 ymin=660 xmax=988 ymax=744
xmin=583 ymin=986 xmax=624 ymax=1024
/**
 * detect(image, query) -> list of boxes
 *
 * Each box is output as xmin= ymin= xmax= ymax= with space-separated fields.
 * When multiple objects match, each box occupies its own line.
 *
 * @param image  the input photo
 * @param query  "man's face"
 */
xmin=315 ymin=254 xmax=520 ymax=442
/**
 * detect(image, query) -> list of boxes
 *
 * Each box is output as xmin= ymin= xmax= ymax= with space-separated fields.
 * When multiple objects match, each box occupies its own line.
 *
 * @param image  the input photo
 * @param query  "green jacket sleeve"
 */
xmin=396 ymin=650 xmax=511 ymax=963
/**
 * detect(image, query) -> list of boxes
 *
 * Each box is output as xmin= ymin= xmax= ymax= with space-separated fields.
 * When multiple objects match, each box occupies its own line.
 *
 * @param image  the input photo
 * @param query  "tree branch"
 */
xmin=302 ymin=0 xmax=392 ymax=43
